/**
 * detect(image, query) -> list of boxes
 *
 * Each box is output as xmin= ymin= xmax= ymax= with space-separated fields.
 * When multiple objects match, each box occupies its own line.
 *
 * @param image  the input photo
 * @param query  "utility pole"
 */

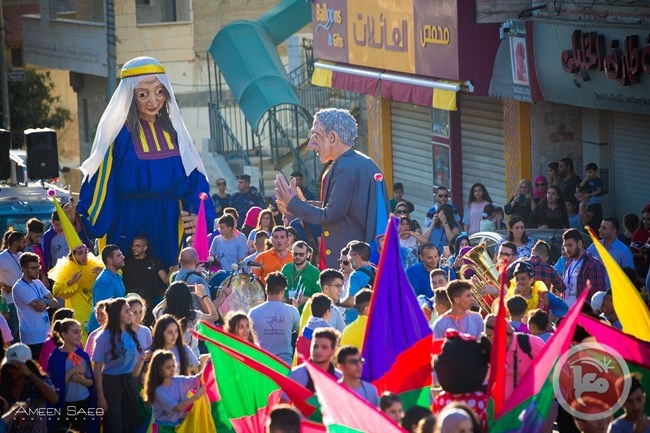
xmin=105 ymin=0 xmax=116 ymax=100
xmin=0 ymin=0 xmax=11 ymax=130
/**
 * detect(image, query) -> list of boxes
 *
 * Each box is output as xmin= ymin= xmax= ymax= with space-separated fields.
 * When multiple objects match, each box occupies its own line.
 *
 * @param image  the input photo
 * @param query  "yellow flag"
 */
xmin=586 ymin=227 xmax=650 ymax=342
xmin=176 ymin=392 xmax=217 ymax=433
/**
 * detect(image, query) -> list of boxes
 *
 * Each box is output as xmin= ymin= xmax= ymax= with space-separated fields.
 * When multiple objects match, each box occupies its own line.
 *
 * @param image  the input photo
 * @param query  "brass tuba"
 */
xmin=458 ymin=242 xmax=501 ymax=315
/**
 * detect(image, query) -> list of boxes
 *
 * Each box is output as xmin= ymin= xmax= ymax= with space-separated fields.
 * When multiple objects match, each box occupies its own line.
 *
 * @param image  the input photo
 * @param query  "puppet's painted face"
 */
xmin=134 ymin=76 xmax=167 ymax=122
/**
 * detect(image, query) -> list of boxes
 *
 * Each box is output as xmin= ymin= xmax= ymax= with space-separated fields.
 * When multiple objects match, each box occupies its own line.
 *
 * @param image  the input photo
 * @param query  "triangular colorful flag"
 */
xmin=305 ymin=362 xmax=406 ymax=432
xmin=487 ymin=261 xmax=510 ymax=417
xmin=577 ymin=313 xmax=650 ymax=414
xmin=194 ymin=192 xmax=210 ymax=262
xmin=194 ymin=322 xmax=321 ymax=423
xmin=488 ymin=290 xmax=588 ymax=432
xmin=361 ymin=216 xmax=433 ymax=409
xmin=585 ymin=226 xmax=650 ymax=342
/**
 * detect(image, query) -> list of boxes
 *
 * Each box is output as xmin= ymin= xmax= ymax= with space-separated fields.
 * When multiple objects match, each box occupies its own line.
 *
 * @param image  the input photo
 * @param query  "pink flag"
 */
xmin=305 ymin=362 xmax=405 ymax=432
xmin=195 ymin=192 xmax=210 ymax=262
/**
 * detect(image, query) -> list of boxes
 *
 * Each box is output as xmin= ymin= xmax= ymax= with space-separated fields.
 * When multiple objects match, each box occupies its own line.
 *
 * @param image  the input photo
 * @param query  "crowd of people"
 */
xmin=0 ymin=163 xmax=648 ymax=432
xmin=0 ymin=54 xmax=648 ymax=432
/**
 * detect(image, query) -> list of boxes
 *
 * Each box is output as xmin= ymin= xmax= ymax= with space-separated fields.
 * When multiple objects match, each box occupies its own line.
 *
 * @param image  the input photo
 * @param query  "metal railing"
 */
xmin=208 ymin=38 xmax=365 ymax=196
xmin=209 ymin=102 xmax=252 ymax=166
xmin=263 ymin=106 xmax=315 ymax=187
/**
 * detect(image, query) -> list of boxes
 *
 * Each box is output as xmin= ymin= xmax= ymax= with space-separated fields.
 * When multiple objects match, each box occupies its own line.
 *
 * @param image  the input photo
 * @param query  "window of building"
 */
xmin=10 ymin=48 xmax=24 ymax=68
xmin=137 ymin=0 xmax=189 ymax=23
xmin=52 ymin=0 xmax=76 ymax=15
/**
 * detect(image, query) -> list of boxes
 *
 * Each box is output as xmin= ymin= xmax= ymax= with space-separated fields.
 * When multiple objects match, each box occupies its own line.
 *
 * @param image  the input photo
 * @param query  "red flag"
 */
xmin=488 ymin=259 xmax=509 ymax=416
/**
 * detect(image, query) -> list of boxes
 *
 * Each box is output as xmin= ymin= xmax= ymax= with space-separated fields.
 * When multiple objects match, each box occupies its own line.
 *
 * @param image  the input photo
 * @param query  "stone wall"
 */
xmin=530 ymin=102 xmax=583 ymax=180
xmin=475 ymin=0 xmax=534 ymax=23
xmin=537 ymin=0 xmax=650 ymax=24
xmin=194 ymin=0 xmax=281 ymax=55
xmin=476 ymin=0 xmax=650 ymax=24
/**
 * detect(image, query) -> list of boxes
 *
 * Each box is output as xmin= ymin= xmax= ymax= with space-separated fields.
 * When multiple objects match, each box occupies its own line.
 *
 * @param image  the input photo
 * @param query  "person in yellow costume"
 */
xmin=47 ymin=191 xmax=103 ymax=342
xmin=506 ymin=261 xmax=568 ymax=319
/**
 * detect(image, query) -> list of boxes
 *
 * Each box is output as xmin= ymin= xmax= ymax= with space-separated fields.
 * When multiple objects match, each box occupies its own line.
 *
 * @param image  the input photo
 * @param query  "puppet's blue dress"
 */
xmin=78 ymin=119 xmax=215 ymax=267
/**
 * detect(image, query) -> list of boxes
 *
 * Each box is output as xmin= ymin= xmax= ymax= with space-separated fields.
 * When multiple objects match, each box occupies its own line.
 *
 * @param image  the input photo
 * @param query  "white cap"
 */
xmin=2 ymin=343 xmax=32 ymax=365
xmin=590 ymin=291 xmax=606 ymax=312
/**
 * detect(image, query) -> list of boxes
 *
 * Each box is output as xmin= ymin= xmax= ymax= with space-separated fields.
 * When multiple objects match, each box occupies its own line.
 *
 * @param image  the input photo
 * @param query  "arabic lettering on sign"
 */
xmin=420 ymin=25 xmax=451 ymax=47
xmin=352 ymin=12 xmax=408 ymax=53
xmin=560 ymin=30 xmax=605 ymax=74
xmin=561 ymin=29 xmax=650 ymax=86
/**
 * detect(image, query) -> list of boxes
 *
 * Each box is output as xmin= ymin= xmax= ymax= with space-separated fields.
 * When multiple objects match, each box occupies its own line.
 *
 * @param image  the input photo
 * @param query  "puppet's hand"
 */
xmin=181 ymin=210 xmax=198 ymax=236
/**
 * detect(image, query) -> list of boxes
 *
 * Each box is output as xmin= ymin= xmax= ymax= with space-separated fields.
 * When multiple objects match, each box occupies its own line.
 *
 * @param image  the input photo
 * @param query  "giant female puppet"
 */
xmin=78 ymin=57 xmax=215 ymax=268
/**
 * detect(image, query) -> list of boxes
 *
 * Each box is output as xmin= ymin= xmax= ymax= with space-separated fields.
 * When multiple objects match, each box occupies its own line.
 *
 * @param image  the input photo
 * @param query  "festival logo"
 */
xmin=553 ymin=342 xmax=631 ymax=420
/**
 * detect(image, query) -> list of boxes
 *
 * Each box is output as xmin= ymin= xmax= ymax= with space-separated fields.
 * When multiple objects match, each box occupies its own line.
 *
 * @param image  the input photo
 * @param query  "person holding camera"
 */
xmin=504 ymin=179 xmax=536 ymax=224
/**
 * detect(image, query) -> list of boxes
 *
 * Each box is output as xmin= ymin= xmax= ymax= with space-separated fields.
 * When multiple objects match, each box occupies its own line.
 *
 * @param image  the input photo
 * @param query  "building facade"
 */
xmin=21 ymin=0 xmax=286 ymax=182
xmin=490 ymin=0 xmax=650 ymax=220
xmin=309 ymin=0 xmax=509 ymax=223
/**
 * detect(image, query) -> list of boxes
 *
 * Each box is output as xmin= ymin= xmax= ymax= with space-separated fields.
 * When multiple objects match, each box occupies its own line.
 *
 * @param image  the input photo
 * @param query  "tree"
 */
xmin=7 ymin=69 xmax=71 ymax=148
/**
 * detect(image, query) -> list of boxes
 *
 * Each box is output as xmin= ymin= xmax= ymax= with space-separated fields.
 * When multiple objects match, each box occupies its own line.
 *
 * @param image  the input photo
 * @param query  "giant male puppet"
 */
xmin=275 ymin=108 xmax=389 ymax=269
xmin=78 ymin=57 xmax=215 ymax=268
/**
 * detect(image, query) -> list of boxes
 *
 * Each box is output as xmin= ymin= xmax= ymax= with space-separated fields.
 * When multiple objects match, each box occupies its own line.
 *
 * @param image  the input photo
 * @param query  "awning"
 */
xmin=488 ymin=21 xmax=543 ymax=103
xmin=208 ymin=0 xmax=311 ymax=133
xmin=312 ymin=61 xmax=470 ymax=111
xmin=312 ymin=61 xmax=380 ymax=96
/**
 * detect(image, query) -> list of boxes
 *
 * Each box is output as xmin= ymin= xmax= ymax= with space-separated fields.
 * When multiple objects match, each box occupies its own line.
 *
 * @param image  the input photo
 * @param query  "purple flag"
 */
xmin=361 ymin=215 xmax=433 ymax=408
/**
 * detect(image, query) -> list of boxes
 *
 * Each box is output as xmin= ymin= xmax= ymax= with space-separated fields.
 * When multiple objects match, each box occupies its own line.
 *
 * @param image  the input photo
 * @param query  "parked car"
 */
xmin=0 ymin=184 xmax=71 ymax=232
xmin=468 ymin=229 xmax=592 ymax=263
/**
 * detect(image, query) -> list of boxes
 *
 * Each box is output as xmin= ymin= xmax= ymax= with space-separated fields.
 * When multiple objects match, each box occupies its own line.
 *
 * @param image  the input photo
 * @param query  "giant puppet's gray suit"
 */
xmin=287 ymin=148 xmax=389 ymax=269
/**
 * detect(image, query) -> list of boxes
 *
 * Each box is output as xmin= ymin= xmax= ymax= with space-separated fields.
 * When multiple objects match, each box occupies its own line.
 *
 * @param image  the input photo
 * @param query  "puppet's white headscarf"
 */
xmin=80 ymin=56 xmax=206 ymax=180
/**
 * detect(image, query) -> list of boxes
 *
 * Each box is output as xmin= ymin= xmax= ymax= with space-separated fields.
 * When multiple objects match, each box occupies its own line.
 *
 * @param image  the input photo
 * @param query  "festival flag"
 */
xmin=577 ymin=313 xmax=650 ymax=413
xmin=488 ymin=290 xmax=588 ymax=432
xmin=585 ymin=226 xmax=650 ymax=342
xmin=194 ymin=192 xmax=210 ymax=262
xmin=301 ymin=421 xmax=327 ymax=433
xmin=194 ymin=322 xmax=321 ymax=425
xmin=374 ymin=173 xmax=388 ymax=238
xmin=201 ymin=337 xmax=282 ymax=432
xmin=361 ymin=216 xmax=433 ymax=409
xmin=487 ymin=263 xmax=509 ymax=416
xmin=304 ymin=362 xmax=405 ymax=432
xmin=369 ymin=173 xmax=389 ymax=264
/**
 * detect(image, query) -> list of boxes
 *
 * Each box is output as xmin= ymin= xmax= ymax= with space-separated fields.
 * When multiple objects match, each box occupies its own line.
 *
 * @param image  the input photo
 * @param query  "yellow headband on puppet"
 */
xmin=48 ymin=190 xmax=84 ymax=252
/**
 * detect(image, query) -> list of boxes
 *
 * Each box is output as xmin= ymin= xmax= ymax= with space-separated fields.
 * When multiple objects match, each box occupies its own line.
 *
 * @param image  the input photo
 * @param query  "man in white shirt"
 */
xmin=13 ymin=252 xmax=58 ymax=359
xmin=248 ymin=271 xmax=300 ymax=364
xmin=0 ymin=231 xmax=26 ymax=342
xmin=432 ymin=280 xmax=485 ymax=339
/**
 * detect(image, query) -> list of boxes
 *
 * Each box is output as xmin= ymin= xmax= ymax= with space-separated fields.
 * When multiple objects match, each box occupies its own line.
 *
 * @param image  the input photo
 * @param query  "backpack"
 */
xmin=357 ymin=266 xmax=378 ymax=289
xmin=175 ymin=270 xmax=219 ymax=299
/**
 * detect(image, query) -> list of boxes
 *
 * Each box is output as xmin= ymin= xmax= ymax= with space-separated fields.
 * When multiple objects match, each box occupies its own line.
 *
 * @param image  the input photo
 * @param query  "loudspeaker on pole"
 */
xmin=25 ymin=128 xmax=59 ymax=180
